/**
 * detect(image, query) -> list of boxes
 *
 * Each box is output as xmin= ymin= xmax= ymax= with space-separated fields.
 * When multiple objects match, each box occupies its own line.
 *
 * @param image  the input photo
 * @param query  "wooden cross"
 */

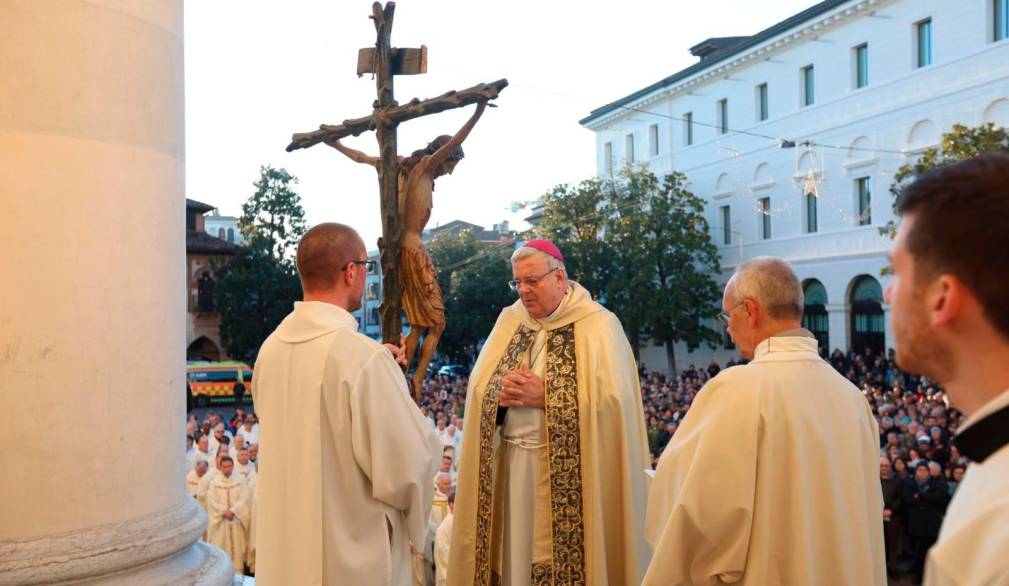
xmin=287 ymin=1 xmax=507 ymax=347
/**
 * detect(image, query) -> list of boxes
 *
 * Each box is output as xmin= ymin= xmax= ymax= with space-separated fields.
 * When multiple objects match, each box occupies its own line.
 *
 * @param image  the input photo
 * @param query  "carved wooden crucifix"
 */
xmin=287 ymin=1 xmax=506 ymax=399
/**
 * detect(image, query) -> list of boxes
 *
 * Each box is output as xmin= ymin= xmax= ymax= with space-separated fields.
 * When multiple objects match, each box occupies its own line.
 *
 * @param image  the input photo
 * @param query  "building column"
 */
xmin=826 ymin=303 xmax=849 ymax=353
xmin=882 ymin=303 xmax=894 ymax=352
xmin=0 ymin=2 xmax=232 ymax=584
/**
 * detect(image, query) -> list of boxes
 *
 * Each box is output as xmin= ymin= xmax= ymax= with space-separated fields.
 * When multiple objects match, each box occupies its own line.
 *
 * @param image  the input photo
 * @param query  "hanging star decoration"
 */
xmin=800 ymin=145 xmax=822 ymax=198
xmin=802 ymin=165 xmax=820 ymax=198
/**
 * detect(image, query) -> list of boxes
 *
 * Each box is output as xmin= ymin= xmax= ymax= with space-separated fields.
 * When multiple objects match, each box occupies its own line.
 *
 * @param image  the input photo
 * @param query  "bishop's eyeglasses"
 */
xmin=508 ymin=267 xmax=559 ymax=291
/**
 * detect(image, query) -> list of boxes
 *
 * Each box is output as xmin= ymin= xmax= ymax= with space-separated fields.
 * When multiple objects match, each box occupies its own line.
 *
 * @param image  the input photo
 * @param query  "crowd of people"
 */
xmin=181 ymin=154 xmax=1008 ymax=586
xmin=387 ymin=342 xmax=969 ymax=583
xmin=640 ymin=345 xmax=966 ymax=583
xmin=184 ymin=408 xmax=260 ymax=576
xmin=183 ymin=346 xmax=963 ymax=584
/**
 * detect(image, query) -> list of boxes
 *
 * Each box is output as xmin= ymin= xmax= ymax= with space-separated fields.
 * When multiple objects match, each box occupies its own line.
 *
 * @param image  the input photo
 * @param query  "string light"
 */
xmin=404 ymin=65 xmax=920 ymax=270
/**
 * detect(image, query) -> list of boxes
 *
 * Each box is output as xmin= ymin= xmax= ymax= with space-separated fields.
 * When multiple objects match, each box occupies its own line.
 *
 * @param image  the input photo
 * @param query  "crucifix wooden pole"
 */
xmin=286 ymin=1 xmax=507 ymax=384
xmin=372 ymin=2 xmax=403 ymax=345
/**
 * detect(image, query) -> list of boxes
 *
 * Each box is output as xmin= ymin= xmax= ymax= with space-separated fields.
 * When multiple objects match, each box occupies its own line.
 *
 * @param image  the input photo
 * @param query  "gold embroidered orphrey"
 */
xmin=472 ymin=324 xmax=586 ymax=586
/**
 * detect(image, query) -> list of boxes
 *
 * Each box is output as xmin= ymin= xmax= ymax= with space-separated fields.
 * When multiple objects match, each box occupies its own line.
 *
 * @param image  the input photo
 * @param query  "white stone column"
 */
xmin=826 ymin=303 xmax=849 ymax=353
xmin=882 ymin=303 xmax=894 ymax=352
xmin=0 ymin=2 xmax=232 ymax=584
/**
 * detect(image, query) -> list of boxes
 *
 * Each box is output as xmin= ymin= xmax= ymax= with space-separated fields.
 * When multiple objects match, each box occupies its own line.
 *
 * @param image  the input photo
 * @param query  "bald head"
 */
xmin=297 ymin=223 xmax=365 ymax=293
xmin=727 ymin=257 xmax=803 ymax=320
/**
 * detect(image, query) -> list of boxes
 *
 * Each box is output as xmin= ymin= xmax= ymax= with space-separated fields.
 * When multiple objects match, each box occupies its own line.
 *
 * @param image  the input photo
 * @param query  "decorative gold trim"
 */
xmin=532 ymin=561 xmax=553 ymax=585
xmin=473 ymin=326 xmax=535 ymax=586
xmin=544 ymin=324 xmax=586 ymax=585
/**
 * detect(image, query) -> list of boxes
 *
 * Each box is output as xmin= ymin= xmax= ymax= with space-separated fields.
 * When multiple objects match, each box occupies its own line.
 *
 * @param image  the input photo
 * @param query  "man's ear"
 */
xmin=929 ymin=274 xmax=966 ymax=329
xmin=744 ymin=298 xmax=759 ymax=327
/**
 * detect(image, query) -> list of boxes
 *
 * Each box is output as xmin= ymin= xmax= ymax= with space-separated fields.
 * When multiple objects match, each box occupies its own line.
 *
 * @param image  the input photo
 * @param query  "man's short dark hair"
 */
xmin=220 ymin=456 xmax=234 ymax=465
xmin=297 ymin=223 xmax=364 ymax=293
xmin=896 ymin=154 xmax=1009 ymax=340
xmin=219 ymin=435 xmax=230 ymax=445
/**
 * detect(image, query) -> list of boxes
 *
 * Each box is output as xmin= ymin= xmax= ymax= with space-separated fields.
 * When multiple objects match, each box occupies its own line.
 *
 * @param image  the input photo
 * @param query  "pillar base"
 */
xmin=0 ymin=499 xmax=233 ymax=585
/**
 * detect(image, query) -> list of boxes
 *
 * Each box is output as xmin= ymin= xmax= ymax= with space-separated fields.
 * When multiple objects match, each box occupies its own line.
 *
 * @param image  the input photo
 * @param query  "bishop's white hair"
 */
xmin=728 ymin=256 xmax=804 ymax=320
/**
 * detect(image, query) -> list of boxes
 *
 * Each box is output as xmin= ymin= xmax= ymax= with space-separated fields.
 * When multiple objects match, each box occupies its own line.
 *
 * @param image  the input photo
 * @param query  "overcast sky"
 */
xmin=185 ymin=0 xmax=814 ymax=249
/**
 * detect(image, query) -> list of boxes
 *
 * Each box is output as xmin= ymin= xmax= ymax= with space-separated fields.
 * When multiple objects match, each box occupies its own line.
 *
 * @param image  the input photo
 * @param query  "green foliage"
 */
xmin=428 ymin=230 xmax=515 ymax=362
xmin=535 ymin=178 xmax=614 ymax=299
xmin=214 ymin=245 xmax=301 ymax=364
xmin=604 ymin=167 xmax=723 ymax=374
xmin=239 ymin=165 xmax=309 ymax=261
xmin=882 ymin=123 xmax=1009 ymax=239
xmin=535 ymin=165 xmax=723 ymax=374
xmin=216 ymin=165 xmax=307 ymax=362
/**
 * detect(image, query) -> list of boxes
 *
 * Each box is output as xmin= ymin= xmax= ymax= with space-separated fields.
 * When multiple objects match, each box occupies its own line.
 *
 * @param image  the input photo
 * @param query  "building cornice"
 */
xmin=581 ymin=0 xmax=891 ymax=130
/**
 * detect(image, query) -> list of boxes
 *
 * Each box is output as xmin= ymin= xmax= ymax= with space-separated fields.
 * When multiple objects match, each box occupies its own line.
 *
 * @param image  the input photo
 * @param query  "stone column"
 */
xmin=882 ymin=303 xmax=894 ymax=352
xmin=826 ymin=303 xmax=849 ymax=353
xmin=0 ymin=2 xmax=232 ymax=584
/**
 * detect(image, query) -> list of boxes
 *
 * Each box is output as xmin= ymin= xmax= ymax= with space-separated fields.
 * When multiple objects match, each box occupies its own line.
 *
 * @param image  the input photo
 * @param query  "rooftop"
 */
xmin=186 ymin=198 xmax=215 ymax=213
xmin=186 ymin=230 xmax=237 ymax=255
xmin=579 ymin=0 xmax=850 ymax=126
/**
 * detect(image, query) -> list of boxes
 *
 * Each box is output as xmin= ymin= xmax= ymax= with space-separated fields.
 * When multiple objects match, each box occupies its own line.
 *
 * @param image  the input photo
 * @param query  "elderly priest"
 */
xmin=448 ymin=239 xmax=651 ymax=586
xmin=644 ymin=257 xmax=885 ymax=586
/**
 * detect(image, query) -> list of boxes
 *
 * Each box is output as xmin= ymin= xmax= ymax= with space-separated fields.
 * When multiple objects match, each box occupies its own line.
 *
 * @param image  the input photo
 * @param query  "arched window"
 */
xmin=850 ymin=276 xmax=884 ymax=355
xmin=227 ymin=227 xmax=235 ymax=243
xmin=218 ymin=227 xmax=226 ymax=239
xmin=197 ymin=271 xmax=216 ymax=313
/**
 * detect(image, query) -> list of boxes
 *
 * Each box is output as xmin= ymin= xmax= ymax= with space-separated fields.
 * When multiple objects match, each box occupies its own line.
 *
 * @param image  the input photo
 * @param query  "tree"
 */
xmin=428 ymin=230 xmax=515 ymax=363
xmin=214 ymin=245 xmax=302 ymax=364
xmin=882 ymin=123 xmax=1009 ymax=239
xmin=535 ymin=178 xmax=614 ymax=299
xmin=216 ymin=166 xmax=306 ymax=363
xmin=239 ymin=165 xmax=309 ymax=260
xmin=606 ymin=167 xmax=723 ymax=375
xmin=604 ymin=169 xmax=656 ymax=359
xmin=536 ymin=166 xmax=723 ymax=374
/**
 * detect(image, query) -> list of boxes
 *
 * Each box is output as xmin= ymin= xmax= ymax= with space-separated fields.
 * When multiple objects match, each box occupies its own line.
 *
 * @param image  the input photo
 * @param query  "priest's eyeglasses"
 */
xmin=344 ymin=259 xmax=377 ymax=272
xmin=716 ymin=299 xmax=747 ymax=327
xmin=508 ymin=267 xmax=559 ymax=291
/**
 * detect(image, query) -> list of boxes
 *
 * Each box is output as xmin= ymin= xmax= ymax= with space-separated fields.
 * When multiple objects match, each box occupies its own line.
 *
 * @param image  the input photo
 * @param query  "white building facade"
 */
xmin=203 ymin=209 xmax=246 ymax=245
xmin=581 ymin=0 xmax=1009 ymax=372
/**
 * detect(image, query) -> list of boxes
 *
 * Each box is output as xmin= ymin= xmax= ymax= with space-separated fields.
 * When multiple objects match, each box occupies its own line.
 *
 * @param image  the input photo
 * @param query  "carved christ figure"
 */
xmin=325 ymin=100 xmax=488 ymax=393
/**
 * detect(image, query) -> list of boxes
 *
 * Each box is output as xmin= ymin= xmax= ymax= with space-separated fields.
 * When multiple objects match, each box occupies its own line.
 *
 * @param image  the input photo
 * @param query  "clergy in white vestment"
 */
xmin=432 ymin=454 xmax=457 ymax=489
xmin=189 ymin=435 xmax=212 ymax=472
xmin=198 ymin=448 xmax=228 ymax=509
xmin=413 ymin=474 xmax=453 ymax=586
xmin=233 ymin=447 xmax=256 ymax=481
xmin=882 ymin=155 xmax=1009 ymax=586
xmin=230 ymin=434 xmax=246 ymax=459
xmin=244 ymin=468 xmax=258 ymax=576
xmin=236 ymin=415 xmax=259 ymax=446
xmin=448 ymin=240 xmax=651 ymax=586
xmin=208 ymin=422 xmax=233 ymax=457
xmin=644 ymin=257 xmax=885 ymax=586
xmin=186 ymin=459 xmax=209 ymax=498
xmin=441 ymin=425 xmax=461 ymax=452
xmin=252 ymin=223 xmax=442 ymax=586
xmin=206 ymin=456 xmax=249 ymax=573
xmin=185 ymin=435 xmax=196 ymax=470
xmin=435 ymin=490 xmax=455 ymax=586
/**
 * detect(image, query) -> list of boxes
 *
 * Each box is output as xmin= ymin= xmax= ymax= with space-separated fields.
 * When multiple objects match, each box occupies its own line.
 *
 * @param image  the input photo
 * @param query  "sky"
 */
xmin=185 ymin=0 xmax=815 ymax=249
